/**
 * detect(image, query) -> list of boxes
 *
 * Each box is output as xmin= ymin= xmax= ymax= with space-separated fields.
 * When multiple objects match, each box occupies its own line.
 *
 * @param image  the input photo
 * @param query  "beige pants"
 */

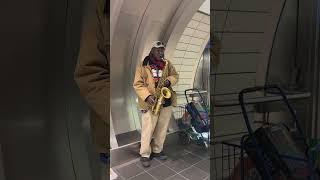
xmin=140 ymin=106 xmax=173 ymax=158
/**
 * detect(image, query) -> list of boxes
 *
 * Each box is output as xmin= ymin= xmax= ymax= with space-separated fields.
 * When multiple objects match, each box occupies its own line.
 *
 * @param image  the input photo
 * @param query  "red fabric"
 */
xmin=150 ymin=58 xmax=165 ymax=70
xmin=150 ymin=58 xmax=165 ymax=84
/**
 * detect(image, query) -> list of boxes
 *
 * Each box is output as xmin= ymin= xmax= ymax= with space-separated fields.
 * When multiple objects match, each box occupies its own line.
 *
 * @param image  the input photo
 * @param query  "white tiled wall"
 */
xmin=212 ymin=0 xmax=272 ymax=12
xmin=170 ymin=11 xmax=210 ymax=108
xmin=217 ymin=33 xmax=264 ymax=53
xmin=211 ymin=1 xmax=271 ymax=140
xmin=216 ymin=53 xmax=258 ymax=73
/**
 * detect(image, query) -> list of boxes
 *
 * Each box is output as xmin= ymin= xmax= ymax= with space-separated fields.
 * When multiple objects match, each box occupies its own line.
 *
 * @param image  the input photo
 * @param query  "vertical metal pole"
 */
xmin=0 ymin=145 xmax=6 ymax=180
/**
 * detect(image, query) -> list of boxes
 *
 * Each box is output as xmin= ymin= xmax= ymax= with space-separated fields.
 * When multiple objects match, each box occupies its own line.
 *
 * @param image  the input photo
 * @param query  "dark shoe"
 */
xmin=140 ymin=157 xmax=151 ymax=167
xmin=151 ymin=151 xmax=167 ymax=160
xmin=100 ymin=153 xmax=109 ymax=165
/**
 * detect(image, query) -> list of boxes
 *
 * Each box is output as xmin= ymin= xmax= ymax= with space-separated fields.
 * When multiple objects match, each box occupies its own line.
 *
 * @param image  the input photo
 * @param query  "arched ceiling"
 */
xmin=110 ymin=0 xmax=208 ymax=134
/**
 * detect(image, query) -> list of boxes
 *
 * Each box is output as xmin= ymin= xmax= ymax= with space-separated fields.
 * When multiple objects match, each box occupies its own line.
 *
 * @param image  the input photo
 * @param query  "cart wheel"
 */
xmin=178 ymin=131 xmax=191 ymax=145
xmin=197 ymin=140 xmax=207 ymax=148
xmin=203 ymin=141 xmax=208 ymax=148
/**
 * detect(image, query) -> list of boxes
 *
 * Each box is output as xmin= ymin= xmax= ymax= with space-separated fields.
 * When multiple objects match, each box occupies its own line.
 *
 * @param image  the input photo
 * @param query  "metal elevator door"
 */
xmin=0 ymin=0 xmax=101 ymax=180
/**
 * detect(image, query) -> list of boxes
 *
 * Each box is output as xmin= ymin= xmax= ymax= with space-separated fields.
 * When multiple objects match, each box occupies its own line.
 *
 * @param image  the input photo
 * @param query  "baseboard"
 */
xmin=0 ymin=144 xmax=6 ymax=180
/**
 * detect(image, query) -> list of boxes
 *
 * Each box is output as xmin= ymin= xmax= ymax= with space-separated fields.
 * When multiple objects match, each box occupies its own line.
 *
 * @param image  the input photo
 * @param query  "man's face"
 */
xmin=152 ymin=47 xmax=165 ymax=60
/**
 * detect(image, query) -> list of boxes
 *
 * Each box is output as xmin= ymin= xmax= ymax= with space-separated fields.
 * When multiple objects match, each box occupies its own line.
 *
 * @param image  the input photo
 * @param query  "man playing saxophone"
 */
xmin=133 ymin=41 xmax=179 ymax=167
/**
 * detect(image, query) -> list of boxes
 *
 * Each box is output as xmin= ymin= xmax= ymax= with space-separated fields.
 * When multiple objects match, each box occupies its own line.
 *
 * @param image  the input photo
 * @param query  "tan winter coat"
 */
xmin=74 ymin=0 xmax=109 ymax=153
xmin=133 ymin=59 xmax=179 ymax=110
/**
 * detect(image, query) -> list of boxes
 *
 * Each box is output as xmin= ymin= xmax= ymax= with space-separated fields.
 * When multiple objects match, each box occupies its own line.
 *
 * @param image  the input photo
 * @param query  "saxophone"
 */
xmin=151 ymin=60 xmax=172 ymax=115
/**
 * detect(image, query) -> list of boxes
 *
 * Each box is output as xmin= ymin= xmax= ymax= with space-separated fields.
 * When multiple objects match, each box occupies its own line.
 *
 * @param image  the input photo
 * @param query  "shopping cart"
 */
xmin=211 ymin=141 xmax=262 ymax=180
xmin=177 ymin=88 xmax=210 ymax=148
xmin=238 ymin=85 xmax=320 ymax=180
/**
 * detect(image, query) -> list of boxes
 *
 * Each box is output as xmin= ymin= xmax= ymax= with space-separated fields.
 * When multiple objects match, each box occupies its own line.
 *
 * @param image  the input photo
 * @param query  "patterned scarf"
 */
xmin=150 ymin=58 xmax=165 ymax=70
xmin=149 ymin=58 xmax=165 ymax=86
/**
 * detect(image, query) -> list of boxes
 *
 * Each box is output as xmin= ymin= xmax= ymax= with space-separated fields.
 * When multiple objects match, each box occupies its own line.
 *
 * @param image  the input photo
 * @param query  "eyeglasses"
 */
xmin=156 ymin=41 xmax=164 ymax=46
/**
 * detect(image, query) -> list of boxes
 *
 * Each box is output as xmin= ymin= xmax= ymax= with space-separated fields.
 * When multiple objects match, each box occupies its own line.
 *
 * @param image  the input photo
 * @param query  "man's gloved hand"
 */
xmin=164 ymin=79 xmax=171 ymax=87
xmin=145 ymin=95 xmax=156 ymax=105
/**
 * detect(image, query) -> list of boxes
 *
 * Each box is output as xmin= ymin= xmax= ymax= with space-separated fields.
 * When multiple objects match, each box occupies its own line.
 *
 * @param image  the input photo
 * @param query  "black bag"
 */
xmin=185 ymin=101 xmax=209 ymax=133
xmin=243 ymin=125 xmax=310 ymax=180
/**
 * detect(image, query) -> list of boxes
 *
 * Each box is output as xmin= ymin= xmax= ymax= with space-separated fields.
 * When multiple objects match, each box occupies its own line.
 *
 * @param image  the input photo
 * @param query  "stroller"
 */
xmin=177 ymin=88 xmax=210 ymax=148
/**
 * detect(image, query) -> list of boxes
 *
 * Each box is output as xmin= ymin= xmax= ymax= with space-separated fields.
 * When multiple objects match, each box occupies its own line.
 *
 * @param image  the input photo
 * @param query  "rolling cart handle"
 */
xmin=184 ymin=88 xmax=205 ymax=104
xmin=238 ymin=84 xmax=306 ymax=144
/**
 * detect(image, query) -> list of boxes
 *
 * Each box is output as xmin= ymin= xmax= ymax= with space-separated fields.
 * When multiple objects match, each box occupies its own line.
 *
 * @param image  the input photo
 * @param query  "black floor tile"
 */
xmin=129 ymin=172 xmax=155 ymax=180
xmin=116 ymin=130 xmax=141 ymax=146
xmin=195 ymin=159 xmax=210 ymax=173
xmin=165 ymin=145 xmax=185 ymax=153
xmin=191 ymin=148 xmax=210 ymax=159
xmin=163 ymin=133 xmax=180 ymax=145
xmin=147 ymin=165 xmax=176 ymax=180
xmin=111 ymin=132 xmax=213 ymax=180
xmin=111 ymin=132 xmax=186 ymax=168
xmin=166 ymin=174 xmax=186 ymax=180
xmin=135 ymin=158 xmax=161 ymax=170
xmin=184 ymin=143 xmax=205 ymax=152
xmin=166 ymin=149 xmax=189 ymax=160
xmin=180 ymin=166 xmax=208 ymax=180
xmin=111 ymin=143 xmax=140 ymax=167
xmin=164 ymin=158 xmax=191 ymax=173
xmin=116 ymin=163 xmax=144 ymax=179
xmin=181 ymin=153 xmax=202 ymax=165
xmin=164 ymin=144 xmax=187 ymax=155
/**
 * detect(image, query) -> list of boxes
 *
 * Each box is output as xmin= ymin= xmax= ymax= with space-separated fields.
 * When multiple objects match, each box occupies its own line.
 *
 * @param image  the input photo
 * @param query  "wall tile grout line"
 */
xmin=177 ymin=41 xmax=204 ymax=46
xmin=211 ymin=9 xmax=270 ymax=13
xmin=221 ymin=51 xmax=261 ymax=54
xmin=187 ymin=26 xmax=210 ymax=33
xmin=211 ymin=72 xmax=256 ymax=75
xmin=176 ymin=48 xmax=201 ymax=53
xmin=180 ymin=34 xmax=207 ymax=40
xmin=214 ymin=31 xmax=264 ymax=34
xmin=213 ymin=112 xmax=255 ymax=117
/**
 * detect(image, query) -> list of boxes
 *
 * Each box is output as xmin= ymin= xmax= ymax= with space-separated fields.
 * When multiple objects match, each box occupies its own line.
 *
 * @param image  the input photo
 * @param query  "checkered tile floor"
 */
xmin=112 ymin=143 xmax=210 ymax=180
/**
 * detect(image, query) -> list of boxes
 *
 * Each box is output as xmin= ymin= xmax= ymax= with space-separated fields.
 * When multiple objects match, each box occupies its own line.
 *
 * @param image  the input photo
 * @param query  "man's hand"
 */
xmin=145 ymin=95 xmax=156 ymax=105
xmin=164 ymin=79 xmax=171 ymax=87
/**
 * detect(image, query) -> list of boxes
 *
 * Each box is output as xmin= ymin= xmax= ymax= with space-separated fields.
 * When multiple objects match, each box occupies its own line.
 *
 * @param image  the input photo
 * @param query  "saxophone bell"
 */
xmin=152 ymin=87 xmax=171 ymax=115
xmin=161 ymin=87 xmax=171 ymax=99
